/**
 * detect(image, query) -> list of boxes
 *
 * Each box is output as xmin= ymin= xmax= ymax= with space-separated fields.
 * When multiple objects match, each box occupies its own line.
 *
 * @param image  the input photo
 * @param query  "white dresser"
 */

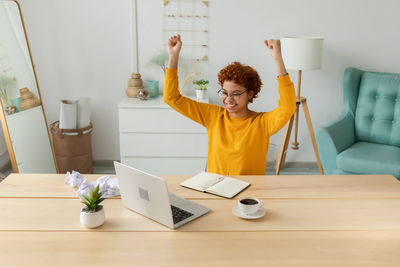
xmin=118 ymin=97 xmax=208 ymax=175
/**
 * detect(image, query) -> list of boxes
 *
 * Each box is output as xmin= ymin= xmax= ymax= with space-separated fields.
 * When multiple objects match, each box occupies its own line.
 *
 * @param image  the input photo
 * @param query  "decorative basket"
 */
xmin=51 ymin=121 xmax=93 ymax=174
xmin=19 ymin=87 xmax=40 ymax=110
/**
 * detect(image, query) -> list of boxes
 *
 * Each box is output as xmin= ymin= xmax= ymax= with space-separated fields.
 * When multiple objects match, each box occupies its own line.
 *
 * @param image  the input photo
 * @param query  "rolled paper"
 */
xmin=59 ymin=100 xmax=77 ymax=129
xmin=77 ymin=97 xmax=91 ymax=128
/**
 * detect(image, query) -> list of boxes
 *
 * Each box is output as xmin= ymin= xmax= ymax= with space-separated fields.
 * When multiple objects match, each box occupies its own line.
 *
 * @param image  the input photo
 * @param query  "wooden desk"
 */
xmin=1 ymin=174 xmax=400 ymax=266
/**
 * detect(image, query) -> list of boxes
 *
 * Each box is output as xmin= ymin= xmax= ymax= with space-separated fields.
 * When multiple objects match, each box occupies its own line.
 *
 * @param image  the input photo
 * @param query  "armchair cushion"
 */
xmin=337 ymin=142 xmax=400 ymax=178
xmin=355 ymin=72 xmax=400 ymax=146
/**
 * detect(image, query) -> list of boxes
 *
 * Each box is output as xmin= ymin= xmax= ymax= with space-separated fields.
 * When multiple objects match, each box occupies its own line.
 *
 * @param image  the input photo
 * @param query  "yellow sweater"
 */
xmin=163 ymin=68 xmax=296 ymax=175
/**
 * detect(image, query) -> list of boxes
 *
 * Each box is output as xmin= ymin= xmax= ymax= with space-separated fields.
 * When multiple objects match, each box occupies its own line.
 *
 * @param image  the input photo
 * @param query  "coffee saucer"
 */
xmin=232 ymin=205 xmax=266 ymax=219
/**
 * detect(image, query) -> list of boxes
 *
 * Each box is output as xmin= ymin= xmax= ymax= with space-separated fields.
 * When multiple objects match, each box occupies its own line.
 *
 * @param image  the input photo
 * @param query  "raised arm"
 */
xmin=264 ymin=39 xmax=288 ymax=77
xmin=167 ymin=34 xmax=181 ymax=69
xmin=163 ymin=34 xmax=221 ymax=128
xmin=262 ymin=39 xmax=296 ymax=136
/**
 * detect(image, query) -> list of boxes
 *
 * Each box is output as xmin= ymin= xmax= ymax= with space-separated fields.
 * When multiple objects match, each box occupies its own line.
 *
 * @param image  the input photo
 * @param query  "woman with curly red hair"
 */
xmin=164 ymin=34 xmax=296 ymax=175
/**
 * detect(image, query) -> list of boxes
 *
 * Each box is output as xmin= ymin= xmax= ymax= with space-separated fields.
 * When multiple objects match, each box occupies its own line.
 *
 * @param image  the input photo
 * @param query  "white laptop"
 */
xmin=114 ymin=162 xmax=210 ymax=229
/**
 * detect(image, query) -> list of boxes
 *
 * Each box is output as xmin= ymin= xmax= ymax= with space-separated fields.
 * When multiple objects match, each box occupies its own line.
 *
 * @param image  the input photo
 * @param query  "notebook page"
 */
xmin=206 ymin=177 xmax=250 ymax=198
xmin=180 ymin=172 xmax=224 ymax=192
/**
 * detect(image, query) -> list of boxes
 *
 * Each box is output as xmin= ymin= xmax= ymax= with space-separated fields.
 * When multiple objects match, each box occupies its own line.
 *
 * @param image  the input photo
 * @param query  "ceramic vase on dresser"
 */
xmin=126 ymin=73 xmax=144 ymax=98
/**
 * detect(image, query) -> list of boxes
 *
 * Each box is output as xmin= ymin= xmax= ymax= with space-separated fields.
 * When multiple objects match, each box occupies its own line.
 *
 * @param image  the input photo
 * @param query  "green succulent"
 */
xmin=81 ymin=185 xmax=105 ymax=213
xmin=193 ymin=79 xmax=209 ymax=90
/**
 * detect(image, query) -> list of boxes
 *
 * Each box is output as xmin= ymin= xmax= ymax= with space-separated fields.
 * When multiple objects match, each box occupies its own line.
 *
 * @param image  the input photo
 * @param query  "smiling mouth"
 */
xmin=225 ymin=103 xmax=237 ymax=109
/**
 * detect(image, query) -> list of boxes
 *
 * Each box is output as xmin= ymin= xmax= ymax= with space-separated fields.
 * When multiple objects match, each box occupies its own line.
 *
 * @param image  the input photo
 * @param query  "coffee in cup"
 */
xmin=238 ymin=197 xmax=264 ymax=215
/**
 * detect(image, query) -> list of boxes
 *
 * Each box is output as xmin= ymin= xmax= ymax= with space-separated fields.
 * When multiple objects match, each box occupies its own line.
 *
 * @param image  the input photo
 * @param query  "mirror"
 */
xmin=0 ymin=0 xmax=57 ymax=173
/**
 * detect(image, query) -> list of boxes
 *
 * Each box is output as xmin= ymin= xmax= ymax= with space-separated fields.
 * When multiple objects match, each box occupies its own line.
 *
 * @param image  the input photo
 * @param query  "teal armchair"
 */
xmin=316 ymin=67 xmax=400 ymax=180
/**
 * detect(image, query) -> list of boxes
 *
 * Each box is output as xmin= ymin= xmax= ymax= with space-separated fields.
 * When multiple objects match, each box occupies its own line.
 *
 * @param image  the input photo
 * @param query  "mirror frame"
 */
xmin=0 ymin=0 xmax=58 ymax=173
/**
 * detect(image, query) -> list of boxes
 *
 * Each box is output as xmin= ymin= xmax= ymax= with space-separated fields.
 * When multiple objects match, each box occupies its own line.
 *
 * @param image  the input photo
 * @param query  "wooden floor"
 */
xmin=89 ymin=162 xmax=320 ymax=176
xmin=0 ymin=162 xmax=320 ymax=183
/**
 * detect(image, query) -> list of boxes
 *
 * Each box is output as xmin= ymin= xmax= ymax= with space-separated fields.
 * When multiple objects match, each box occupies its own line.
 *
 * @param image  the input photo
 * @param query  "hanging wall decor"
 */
xmin=162 ymin=0 xmax=209 ymax=62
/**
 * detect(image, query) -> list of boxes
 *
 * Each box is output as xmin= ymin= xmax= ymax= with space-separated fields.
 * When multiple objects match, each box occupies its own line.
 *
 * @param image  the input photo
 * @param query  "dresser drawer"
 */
xmin=121 ymin=156 xmax=207 ymax=175
xmin=119 ymin=108 xmax=206 ymax=133
xmin=120 ymin=133 xmax=208 ymax=157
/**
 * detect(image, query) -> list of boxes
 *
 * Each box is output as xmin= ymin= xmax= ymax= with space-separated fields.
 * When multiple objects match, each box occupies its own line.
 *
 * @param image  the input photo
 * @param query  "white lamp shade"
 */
xmin=281 ymin=37 xmax=324 ymax=70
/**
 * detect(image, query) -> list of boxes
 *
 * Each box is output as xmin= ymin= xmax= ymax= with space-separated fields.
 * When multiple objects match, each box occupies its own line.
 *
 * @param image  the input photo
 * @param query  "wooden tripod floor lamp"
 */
xmin=276 ymin=36 xmax=324 ymax=175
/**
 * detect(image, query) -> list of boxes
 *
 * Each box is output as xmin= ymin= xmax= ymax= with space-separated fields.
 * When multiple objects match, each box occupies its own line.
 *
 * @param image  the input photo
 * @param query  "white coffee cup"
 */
xmin=238 ymin=197 xmax=264 ymax=215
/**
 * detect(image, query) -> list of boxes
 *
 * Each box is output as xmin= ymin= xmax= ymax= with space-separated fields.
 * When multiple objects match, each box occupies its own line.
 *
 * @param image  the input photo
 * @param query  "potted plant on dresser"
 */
xmin=80 ymin=185 xmax=105 ymax=228
xmin=193 ymin=79 xmax=209 ymax=101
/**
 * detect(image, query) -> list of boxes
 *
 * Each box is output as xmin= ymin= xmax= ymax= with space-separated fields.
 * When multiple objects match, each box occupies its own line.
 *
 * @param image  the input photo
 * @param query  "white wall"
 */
xmin=9 ymin=0 xmax=400 ymax=162
xmin=17 ymin=0 xmax=133 ymax=161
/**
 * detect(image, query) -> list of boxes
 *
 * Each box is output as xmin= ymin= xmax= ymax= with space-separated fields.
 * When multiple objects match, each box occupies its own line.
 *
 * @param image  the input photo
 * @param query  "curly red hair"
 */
xmin=217 ymin=62 xmax=262 ymax=103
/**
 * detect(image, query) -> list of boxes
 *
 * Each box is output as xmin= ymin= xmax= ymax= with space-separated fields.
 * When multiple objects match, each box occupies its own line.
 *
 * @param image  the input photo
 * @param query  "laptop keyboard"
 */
xmin=171 ymin=205 xmax=193 ymax=224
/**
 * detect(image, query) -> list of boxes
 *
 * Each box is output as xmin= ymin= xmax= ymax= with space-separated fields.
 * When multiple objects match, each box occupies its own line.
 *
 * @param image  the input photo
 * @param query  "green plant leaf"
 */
xmin=81 ymin=201 xmax=90 ymax=207
xmin=97 ymin=198 xmax=105 ymax=205
xmin=148 ymin=50 xmax=169 ymax=74
xmin=89 ymin=187 xmax=94 ymax=197
xmin=81 ymin=185 xmax=106 ymax=211
xmin=83 ymin=195 xmax=91 ymax=202
xmin=94 ymin=185 xmax=100 ymax=195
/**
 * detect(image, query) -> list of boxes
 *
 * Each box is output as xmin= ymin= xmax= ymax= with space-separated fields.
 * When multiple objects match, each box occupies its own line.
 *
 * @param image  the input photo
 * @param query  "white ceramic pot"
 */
xmin=80 ymin=206 xmax=105 ymax=228
xmin=196 ymin=89 xmax=207 ymax=101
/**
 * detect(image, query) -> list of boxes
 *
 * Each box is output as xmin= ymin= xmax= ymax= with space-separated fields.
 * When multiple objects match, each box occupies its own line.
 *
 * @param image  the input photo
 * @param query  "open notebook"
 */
xmin=180 ymin=172 xmax=250 ymax=198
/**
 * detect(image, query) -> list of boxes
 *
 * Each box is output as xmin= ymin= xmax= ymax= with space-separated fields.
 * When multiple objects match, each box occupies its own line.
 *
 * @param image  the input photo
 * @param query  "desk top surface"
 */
xmin=1 ymin=173 xmax=399 ymax=199
xmin=1 ymin=173 xmax=399 ymax=266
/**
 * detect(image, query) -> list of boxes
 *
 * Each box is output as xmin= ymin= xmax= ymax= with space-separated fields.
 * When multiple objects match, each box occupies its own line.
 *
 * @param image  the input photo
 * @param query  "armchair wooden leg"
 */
xmin=302 ymin=99 xmax=324 ymax=174
xmin=276 ymin=115 xmax=295 ymax=175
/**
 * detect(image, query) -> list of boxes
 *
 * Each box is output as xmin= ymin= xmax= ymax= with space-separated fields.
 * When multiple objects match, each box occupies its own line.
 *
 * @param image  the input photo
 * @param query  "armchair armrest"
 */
xmin=316 ymin=112 xmax=355 ymax=174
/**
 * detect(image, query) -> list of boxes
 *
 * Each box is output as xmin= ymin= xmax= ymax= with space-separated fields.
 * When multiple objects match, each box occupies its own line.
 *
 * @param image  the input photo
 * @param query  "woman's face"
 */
xmin=221 ymin=80 xmax=254 ymax=116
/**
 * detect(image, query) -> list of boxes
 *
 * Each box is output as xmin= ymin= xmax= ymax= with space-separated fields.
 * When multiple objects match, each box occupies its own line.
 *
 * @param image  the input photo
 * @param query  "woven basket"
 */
xmin=20 ymin=97 xmax=40 ymax=110
xmin=51 ymin=121 xmax=93 ymax=174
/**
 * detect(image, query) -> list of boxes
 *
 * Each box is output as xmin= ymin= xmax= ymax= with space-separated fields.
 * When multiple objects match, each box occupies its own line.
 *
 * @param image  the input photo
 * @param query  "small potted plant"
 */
xmin=80 ymin=185 xmax=105 ymax=228
xmin=148 ymin=50 xmax=169 ymax=74
xmin=0 ymin=73 xmax=17 ymax=115
xmin=147 ymin=50 xmax=169 ymax=96
xmin=193 ymin=79 xmax=209 ymax=101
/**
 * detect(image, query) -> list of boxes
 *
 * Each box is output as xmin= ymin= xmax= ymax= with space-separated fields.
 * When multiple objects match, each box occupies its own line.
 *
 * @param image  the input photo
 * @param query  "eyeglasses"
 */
xmin=217 ymin=89 xmax=248 ymax=101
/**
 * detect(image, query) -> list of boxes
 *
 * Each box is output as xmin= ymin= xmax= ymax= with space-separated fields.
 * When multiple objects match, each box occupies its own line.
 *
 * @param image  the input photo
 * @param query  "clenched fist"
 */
xmin=264 ymin=39 xmax=283 ymax=62
xmin=167 ymin=34 xmax=183 ymax=58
